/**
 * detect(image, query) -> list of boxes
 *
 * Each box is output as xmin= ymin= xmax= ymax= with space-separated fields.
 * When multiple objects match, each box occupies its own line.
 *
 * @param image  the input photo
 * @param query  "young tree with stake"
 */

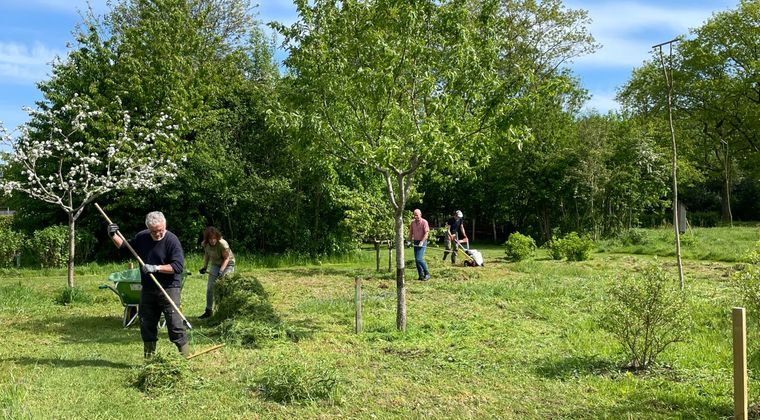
xmin=0 ymin=96 xmax=179 ymax=288
xmin=274 ymin=0 xmax=596 ymax=330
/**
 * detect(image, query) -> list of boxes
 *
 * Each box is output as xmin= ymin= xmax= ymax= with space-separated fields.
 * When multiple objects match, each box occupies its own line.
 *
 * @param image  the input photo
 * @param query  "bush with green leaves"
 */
xmin=678 ymin=232 xmax=696 ymax=247
xmin=253 ymin=361 xmax=339 ymax=403
xmin=26 ymin=225 xmax=68 ymax=268
xmin=74 ymin=231 xmax=97 ymax=263
xmin=748 ymin=241 xmax=760 ymax=265
xmin=732 ymin=241 xmax=760 ymax=332
xmin=546 ymin=232 xmax=594 ymax=261
xmin=545 ymin=238 xmax=564 ymax=260
xmin=561 ymin=232 xmax=594 ymax=261
xmin=617 ymin=228 xmax=648 ymax=246
xmin=55 ymin=286 xmax=92 ymax=306
xmin=504 ymin=232 xmax=536 ymax=262
xmin=602 ymin=265 xmax=690 ymax=369
xmin=0 ymin=217 xmax=24 ymax=267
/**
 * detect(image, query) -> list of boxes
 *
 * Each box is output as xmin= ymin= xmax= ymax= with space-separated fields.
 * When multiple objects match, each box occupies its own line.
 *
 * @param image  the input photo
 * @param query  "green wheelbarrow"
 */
xmin=99 ymin=268 xmax=189 ymax=328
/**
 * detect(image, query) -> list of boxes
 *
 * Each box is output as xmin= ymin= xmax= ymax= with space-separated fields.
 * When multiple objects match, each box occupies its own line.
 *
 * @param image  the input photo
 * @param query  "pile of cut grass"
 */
xmin=133 ymin=353 xmax=191 ymax=395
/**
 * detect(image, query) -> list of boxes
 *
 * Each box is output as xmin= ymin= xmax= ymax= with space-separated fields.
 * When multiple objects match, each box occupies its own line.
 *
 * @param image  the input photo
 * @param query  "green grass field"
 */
xmin=1 ymin=226 xmax=759 ymax=418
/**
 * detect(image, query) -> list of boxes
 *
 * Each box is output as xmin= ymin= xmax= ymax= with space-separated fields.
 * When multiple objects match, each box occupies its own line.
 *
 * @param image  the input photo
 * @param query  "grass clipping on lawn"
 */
xmin=211 ymin=272 xmax=297 ymax=347
xmin=133 ymin=353 xmax=190 ymax=395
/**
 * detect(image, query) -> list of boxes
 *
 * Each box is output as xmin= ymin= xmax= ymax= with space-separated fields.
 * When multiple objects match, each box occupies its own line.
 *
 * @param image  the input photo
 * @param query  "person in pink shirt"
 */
xmin=409 ymin=209 xmax=431 ymax=281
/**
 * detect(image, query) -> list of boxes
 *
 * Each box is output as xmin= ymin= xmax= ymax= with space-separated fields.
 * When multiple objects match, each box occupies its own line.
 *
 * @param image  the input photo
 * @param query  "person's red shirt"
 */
xmin=409 ymin=218 xmax=430 ymax=241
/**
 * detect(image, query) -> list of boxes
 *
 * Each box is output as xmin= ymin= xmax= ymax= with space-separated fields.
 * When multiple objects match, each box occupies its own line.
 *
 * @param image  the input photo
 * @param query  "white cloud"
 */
xmin=0 ymin=42 xmax=62 ymax=83
xmin=569 ymin=1 xmax=733 ymax=69
xmin=6 ymin=0 xmax=108 ymax=15
xmin=582 ymin=91 xmax=621 ymax=114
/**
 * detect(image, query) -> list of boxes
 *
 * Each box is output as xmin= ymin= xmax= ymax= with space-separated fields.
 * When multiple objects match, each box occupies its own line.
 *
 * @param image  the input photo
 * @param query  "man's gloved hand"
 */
xmin=107 ymin=223 xmax=119 ymax=237
xmin=217 ymin=271 xmax=226 ymax=279
xmin=199 ymin=267 xmax=207 ymax=275
xmin=142 ymin=264 xmax=159 ymax=274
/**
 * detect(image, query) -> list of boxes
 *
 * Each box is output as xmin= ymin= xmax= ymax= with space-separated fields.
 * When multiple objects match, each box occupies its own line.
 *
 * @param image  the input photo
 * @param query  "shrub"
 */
xmin=732 ymin=241 xmax=760 ymax=332
xmin=55 ymin=286 xmax=92 ymax=306
xmin=678 ymin=232 xmax=696 ymax=247
xmin=545 ymin=239 xmax=564 ymax=260
xmin=602 ymin=265 xmax=690 ymax=369
xmin=74 ymin=231 xmax=97 ymax=263
xmin=253 ymin=361 xmax=339 ymax=403
xmin=504 ymin=232 xmax=536 ymax=262
xmin=27 ymin=226 xmax=68 ymax=268
xmin=546 ymin=232 xmax=594 ymax=261
xmin=0 ymin=224 xmax=24 ymax=268
xmin=562 ymin=232 xmax=594 ymax=261
xmin=748 ymin=241 xmax=760 ymax=265
xmin=617 ymin=229 xmax=648 ymax=246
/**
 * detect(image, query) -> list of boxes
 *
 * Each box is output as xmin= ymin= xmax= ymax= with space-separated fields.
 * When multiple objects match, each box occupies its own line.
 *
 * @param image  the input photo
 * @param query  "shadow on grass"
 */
xmin=277 ymin=266 xmax=392 ymax=279
xmin=537 ymin=356 xmax=732 ymax=418
xmin=13 ymin=314 xmax=138 ymax=345
xmin=561 ymin=388 xmax=731 ymax=419
xmin=534 ymin=354 xmax=618 ymax=380
xmin=277 ymin=267 xmax=358 ymax=277
xmin=1 ymin=356 xmax=133 ymax=369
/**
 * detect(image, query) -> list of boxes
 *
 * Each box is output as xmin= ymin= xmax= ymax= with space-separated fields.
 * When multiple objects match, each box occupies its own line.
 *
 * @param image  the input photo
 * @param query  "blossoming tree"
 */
xmin=0 ymin=96 xmax=179 ymax=288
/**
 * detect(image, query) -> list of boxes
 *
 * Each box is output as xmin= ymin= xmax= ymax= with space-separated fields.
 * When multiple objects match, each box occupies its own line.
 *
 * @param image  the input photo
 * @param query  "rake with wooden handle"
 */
xmin=94 ymin=203 xmax=192 ymax=330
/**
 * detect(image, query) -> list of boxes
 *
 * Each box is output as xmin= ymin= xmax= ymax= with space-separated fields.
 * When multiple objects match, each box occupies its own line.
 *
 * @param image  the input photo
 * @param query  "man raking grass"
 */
xmin=96 ymin=204 xmax=191 ymax=358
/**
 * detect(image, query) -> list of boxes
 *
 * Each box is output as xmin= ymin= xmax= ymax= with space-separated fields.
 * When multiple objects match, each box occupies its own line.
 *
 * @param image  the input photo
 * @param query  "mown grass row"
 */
xmin=0 ymin=226 xmax=757 ymax=418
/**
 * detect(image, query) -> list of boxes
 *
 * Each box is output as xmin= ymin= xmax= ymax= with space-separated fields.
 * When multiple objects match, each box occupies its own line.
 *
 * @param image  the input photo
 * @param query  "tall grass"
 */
xmin=0 ymin=228 xmax=751 ymax=417
xmin=599 ymin=226 xmax=760 ymax=262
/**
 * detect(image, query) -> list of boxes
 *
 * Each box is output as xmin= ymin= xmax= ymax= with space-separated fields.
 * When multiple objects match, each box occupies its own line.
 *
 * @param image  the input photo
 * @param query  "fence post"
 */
xmin=354 ymin=277 xmax=362 ymax=334
xmin=733 ymin=306 xmax=748 ymax=420
xmin=375 ymin=241 xmax=380 ymax=272
xmin=387 ymin=241 xmax=392 ymax=272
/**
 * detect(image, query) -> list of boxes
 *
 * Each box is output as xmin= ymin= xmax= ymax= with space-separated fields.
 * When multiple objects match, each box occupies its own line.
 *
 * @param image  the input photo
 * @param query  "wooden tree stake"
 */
xmin=355 ymin=277 xmax=362 ymax=334
xmin=733 ymin=307 xmax=748 ymax=420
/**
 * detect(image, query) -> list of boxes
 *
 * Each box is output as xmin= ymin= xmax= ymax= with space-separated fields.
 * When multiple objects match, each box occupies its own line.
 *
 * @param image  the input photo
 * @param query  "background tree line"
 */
xmin=1 ymin=0 xmax=757 ymax=261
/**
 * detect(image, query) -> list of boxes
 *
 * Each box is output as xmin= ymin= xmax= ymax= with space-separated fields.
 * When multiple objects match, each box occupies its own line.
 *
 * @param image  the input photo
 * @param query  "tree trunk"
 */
xmin=721 ymin=143 xmax=733 ymax=226
xmin=539 ymin=206 xmax=551 ymax=242
xmin=657 ymin=44 xmax=684 ymax=289
xmin=492 ymin=219 xmax=497 ymax=242
xmin=67 ymin=214 xmax=76 ymax=288
xmin=394 ymin=209 xmax=406 ymax=331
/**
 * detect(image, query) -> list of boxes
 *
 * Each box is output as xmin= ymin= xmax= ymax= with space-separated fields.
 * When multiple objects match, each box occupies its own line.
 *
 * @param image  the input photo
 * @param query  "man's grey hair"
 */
xmin=145 ymin=211 xmax=166 ymax=227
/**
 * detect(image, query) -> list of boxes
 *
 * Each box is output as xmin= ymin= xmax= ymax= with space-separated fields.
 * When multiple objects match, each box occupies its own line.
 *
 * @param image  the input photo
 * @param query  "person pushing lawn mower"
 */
xmin=443 ymin=210 xmax=468 ymax=265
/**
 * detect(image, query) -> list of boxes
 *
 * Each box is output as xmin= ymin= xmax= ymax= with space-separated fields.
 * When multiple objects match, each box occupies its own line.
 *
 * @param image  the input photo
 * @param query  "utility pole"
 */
xmin=653 ymin=37 xmax=685 ymax=289
xmin=722 ymin=139 xmax=733 ymax=227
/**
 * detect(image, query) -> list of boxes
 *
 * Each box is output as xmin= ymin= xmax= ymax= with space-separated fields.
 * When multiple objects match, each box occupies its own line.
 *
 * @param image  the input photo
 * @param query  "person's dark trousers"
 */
xmin=140 ymin=286 xmax=187 ymax=347
xmin=443 ymin=233 xmax=459 ymax=264
xmin=413 ymin=240 xmax=429 ymax=279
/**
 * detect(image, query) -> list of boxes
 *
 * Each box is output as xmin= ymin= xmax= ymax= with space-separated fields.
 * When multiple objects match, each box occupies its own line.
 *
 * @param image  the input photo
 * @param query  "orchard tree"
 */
xmin=0 ymin=96 xmax=178 ymax=288
xmin=274 ymin=0 xmax=596 ymax=330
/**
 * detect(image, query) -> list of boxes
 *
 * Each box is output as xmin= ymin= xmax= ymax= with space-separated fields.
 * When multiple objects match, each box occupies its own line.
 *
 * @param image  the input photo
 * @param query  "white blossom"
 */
xmin=0 ymin=96 xmax=179 ymax=220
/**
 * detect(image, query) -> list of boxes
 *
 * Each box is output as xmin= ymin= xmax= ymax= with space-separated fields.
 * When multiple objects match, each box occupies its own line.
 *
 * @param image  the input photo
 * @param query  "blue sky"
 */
xmin=0 ymin=0 xmax=738 ymax=132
